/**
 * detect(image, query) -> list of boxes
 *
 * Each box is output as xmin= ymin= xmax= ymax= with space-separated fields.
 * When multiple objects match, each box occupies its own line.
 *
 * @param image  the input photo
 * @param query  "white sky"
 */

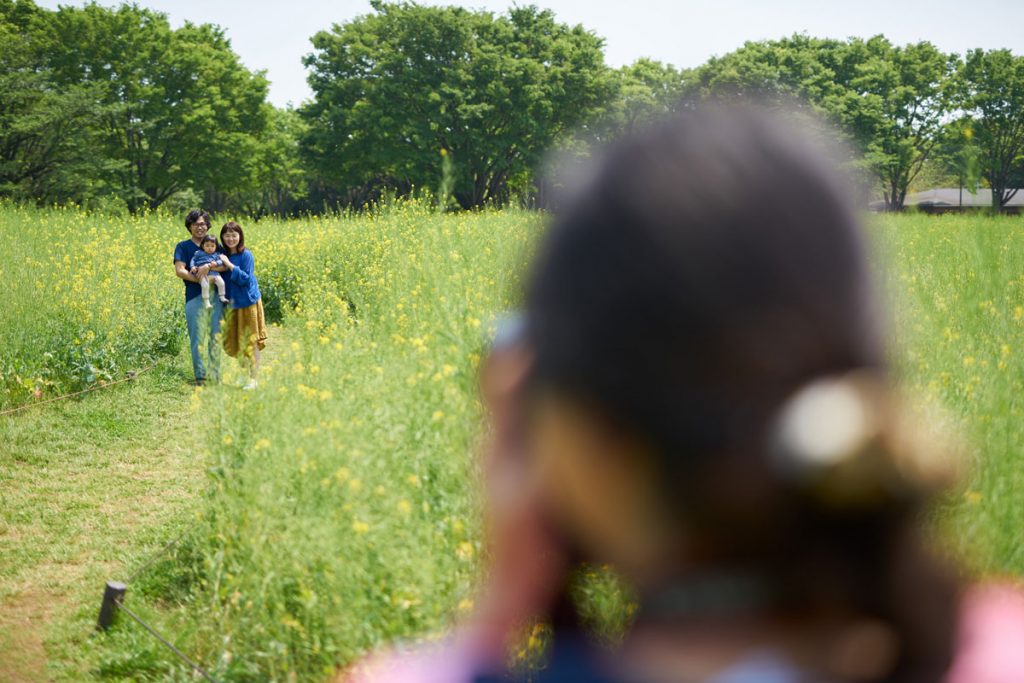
xmin=35 ymin=0 xmax=1024 ymax=108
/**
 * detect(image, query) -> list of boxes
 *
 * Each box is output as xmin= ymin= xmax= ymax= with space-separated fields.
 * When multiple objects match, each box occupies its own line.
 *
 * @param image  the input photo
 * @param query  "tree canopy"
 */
xmin=1 ymin=0 xmax=269 ymax=212
xmin=301 ymin=1 xmax=613 ymax=209
xmin=1 ymin=1 xmax=1022 ymax=214
xmin=958 ymin=48 xmax=1024 ymax=209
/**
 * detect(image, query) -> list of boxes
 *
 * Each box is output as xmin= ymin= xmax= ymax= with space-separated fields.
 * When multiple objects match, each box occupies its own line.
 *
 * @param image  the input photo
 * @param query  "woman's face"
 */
xmin=222 ymin=230 xmax=240 ymax=251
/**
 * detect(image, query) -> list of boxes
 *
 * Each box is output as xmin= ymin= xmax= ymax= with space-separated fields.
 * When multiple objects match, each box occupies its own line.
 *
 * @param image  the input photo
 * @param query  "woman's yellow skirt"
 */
xmin=223 ymin=300 xmax=268 ymax=359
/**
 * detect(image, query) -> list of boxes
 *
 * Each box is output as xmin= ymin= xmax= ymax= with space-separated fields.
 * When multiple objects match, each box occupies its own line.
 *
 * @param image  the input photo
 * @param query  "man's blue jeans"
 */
xmin=184 ymin=295 xmax=223 ymax=381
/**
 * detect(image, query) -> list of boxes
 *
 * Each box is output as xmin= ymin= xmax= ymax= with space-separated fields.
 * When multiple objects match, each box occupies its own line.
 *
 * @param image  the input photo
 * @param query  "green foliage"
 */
xmin=5 ymin=207 xmax=1024 ymax=680
xmin=876 ymin=214 xmax=1024 ymax=572
xmin=0 ymin=1 xmax=110 ymax=204
xmin=833 ymin=38 xmax=955 ymax=211
xmin=592 ymin=58 xmax=692 ymax=138
xmin=243 ymin=107 xmax=310 ymax=217
xmin=0 ymin=0 xmax=271 ymax=212
xmin=301 ymin=1 xmax=614 ymax=209
xmin=3 ymin=0 xmax=1024 ymax=215
xmin=42 ymin=4 xmax=270 ymax=211
xmin=0 ymin=204 xmax=186 ymax=407
xmin=693 ymin=35 xmax=957 ymax=210
xmin=957 ymin=49 xmax=1024 ymax=209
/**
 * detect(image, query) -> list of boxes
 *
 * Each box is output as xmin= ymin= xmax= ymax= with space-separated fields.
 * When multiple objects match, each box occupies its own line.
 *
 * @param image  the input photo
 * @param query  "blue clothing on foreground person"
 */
xmin=173 ymin=209 xmax=223 ymax=385
xmin=342 ymin=107 xmax=1024 ymax=683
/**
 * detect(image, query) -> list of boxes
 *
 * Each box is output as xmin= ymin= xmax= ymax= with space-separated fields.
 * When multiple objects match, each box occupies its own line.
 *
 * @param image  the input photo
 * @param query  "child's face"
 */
xmin=202 ymin=241 xmax=217 ymax=254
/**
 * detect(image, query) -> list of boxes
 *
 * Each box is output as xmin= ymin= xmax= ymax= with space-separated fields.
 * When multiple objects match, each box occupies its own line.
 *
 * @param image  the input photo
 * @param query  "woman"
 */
xmin=219 ymin=221 xmax=267 ymax=390
xmin=348 ymin=108 xmax=1024 ymax=682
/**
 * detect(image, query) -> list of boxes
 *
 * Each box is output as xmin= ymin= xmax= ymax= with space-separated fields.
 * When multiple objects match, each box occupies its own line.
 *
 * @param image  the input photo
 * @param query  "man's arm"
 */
xmin=175 ymin=260 xmax=208 ymax=283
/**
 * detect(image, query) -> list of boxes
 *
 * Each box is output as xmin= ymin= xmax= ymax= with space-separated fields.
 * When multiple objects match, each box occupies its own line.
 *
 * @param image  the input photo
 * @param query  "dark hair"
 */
xmin=525 ymin=108 xmax=956 ymax=680
xmin=220 ymin=221 xmax=246 ymax=254
xmin=185 ymin=209 xmax=211 ymax=232
xmin=200 ymin=234 xmax=218 ymax=249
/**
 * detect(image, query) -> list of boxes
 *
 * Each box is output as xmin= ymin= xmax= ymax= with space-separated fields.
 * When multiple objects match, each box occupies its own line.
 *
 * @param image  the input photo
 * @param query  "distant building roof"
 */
xmin=870 ymin=188 xmax=1024 ymax=211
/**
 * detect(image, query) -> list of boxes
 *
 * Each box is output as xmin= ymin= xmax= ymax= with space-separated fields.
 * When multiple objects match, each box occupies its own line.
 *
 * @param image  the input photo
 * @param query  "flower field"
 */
xmin=2 ymin=204 xmax=1023 ymax=680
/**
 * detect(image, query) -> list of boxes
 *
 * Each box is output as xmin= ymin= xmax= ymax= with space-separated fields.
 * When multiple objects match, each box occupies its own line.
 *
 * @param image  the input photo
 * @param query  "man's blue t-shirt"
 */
xmin=174 ymin=239 xmax=222 ymax=302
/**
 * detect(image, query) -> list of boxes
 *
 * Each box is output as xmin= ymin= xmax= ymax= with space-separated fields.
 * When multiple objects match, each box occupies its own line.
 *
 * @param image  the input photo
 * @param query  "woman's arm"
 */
xmin=221 ymin=252 xmax=255 ymax=285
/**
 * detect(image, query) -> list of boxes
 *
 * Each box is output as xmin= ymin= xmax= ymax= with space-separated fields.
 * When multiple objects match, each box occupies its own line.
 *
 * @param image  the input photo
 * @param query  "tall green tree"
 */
xmin=37 ymin=3 xmax=270 ymax=211
xmin=693 ymin=36 xmax=956 ymax=211
xmin=301 ymin=1 xmax=613 ymax=209
xmin=693 ymin=34 xmax=843 ymax=105
xmin=214 ymin=107 xmax=309 ymax=217
xmin=0 ymin=0 xmax=109 ymax=204
xmin=598 ymin=59 xmax=691 ymax=137
xmin=830 ymin=38 xmax=956 ymax=211
xmin=958 ymin=48 xmax=1024 ymax=210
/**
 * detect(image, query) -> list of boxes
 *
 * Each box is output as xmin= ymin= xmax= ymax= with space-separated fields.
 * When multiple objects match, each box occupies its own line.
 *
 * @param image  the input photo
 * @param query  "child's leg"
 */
xmin=211 ymin=274 xmax=228 ymax=302
xmin=199 ymin=275 xmax=211 ymax=306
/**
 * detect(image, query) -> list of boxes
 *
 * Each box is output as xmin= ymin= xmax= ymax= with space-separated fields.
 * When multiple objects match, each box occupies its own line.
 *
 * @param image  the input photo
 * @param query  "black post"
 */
xmin=96 ymin=581 xmax=126 ymax=631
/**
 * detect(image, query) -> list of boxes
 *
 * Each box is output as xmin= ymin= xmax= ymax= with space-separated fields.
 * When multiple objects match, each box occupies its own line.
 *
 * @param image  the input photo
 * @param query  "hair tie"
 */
xmin=771 ymin=372 xmax=962 ymax=508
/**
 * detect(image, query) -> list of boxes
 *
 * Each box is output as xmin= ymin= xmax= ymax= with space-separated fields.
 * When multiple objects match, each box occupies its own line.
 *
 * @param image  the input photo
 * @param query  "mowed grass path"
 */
xmin=0 ymin=350 xmax=209 ymax=681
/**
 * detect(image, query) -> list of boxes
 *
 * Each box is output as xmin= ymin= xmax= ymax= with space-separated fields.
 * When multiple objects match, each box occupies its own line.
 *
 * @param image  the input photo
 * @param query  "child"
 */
xmin=189 ymin=234 xmax=229 ymax=309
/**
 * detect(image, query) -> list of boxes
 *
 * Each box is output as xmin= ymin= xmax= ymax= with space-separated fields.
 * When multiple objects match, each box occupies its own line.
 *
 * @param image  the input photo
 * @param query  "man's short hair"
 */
xmin=185 ymin=209 xmax=211 ymax=230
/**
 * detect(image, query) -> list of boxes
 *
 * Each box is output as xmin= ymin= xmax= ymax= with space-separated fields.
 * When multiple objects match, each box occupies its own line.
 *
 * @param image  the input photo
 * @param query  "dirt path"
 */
xmin=0 ymin=328 xmax=290 ymax=681
xmin=0 ymin=359 xmax=207 ymax=682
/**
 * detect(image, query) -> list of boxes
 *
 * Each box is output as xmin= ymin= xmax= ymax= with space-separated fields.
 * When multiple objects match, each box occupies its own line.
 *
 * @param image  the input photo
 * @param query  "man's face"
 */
xmin=189 ymin=217 xmax=209 ymax=239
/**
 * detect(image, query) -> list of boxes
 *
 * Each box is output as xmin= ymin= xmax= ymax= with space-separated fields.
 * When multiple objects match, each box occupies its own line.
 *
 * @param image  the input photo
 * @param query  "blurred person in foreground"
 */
xmin=345 ymin=108 xmax=1024 ymax=682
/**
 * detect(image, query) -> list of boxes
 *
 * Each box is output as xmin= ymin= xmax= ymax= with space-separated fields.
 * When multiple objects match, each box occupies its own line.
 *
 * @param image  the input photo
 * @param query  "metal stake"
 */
xmin=96 ymin=581 xmax=126 ymax=631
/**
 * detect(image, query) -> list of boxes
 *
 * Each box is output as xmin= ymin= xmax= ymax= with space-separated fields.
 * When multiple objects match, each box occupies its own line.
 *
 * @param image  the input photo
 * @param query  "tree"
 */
xmin=301 ymin=1 xmax=613 ymax=209
xmin=693 ymin=34 xmax=843 ymax=106
xmin=958 ymin=49 xmax=1024 ymax=210
xmin=596 ymin=59 xmax=691 ymax=138
xmin=692 ymin=36 xmax=956 ymax=211
xmin=216 ymin=107 xmax=309 ymax=217
xmin=0 ymin=0 xmax=110 ymax=204
xmin=37 ymin=3 xmax=269 ymax=211
xmin=830 ymin=38 xmax=956 ymax=211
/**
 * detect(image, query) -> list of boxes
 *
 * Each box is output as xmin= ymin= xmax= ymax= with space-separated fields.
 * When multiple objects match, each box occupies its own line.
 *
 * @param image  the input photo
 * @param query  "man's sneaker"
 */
xmin=194 ymin=378 xmax=206 ymax=387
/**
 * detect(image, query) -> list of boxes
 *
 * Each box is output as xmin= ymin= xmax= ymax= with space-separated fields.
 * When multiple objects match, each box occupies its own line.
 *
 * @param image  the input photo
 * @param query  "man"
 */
xmin=173 ymin=209 xmax=224 ymax=385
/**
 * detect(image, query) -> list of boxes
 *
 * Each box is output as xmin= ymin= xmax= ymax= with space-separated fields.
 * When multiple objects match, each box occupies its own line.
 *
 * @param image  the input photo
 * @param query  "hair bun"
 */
xmin=771 ymin=371 xmax=963 ymax=509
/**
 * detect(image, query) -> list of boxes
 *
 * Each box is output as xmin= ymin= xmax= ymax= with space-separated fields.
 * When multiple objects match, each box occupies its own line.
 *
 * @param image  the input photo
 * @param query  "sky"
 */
xmin=34 ymin=0 xmax=1024 ymax=109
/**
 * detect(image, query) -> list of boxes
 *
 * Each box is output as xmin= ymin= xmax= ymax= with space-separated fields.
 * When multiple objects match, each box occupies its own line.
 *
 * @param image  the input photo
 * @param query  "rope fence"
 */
xmin=96 ymin=528 xmax=221 ymax=682
xmin=1 ymin=353 xmax=222 ymax=677
xmin=0 ymin=362 xmax=160 ymax=418
xmin=2 ymin=357 xmax=227 ymax=680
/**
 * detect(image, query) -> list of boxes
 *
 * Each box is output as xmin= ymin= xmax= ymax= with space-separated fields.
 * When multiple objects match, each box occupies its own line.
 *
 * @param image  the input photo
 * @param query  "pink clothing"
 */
xmin=344 ymin=583 xmax=1024 ymax=683
xmin=343 ymin=635 xmax=490 ymax=683
xmin=945 ymin=583 xmax=1024 ymax=683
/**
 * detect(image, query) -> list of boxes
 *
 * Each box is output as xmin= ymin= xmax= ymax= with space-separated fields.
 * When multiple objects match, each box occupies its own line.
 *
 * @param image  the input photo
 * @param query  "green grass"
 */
xmin=0 ymin=349 xmax=208 ymax=682
xmin=3 ymin=206 xmax=1024 ymax=682
xmin=875 ymin=213 xmax=1024 ymax=573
